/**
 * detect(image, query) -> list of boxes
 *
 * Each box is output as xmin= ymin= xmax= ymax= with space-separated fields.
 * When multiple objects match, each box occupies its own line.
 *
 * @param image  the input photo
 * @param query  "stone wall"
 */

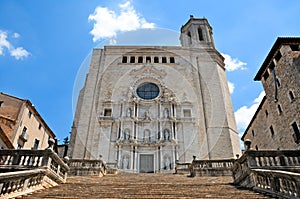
xmin=243 ymin=43 xmax=300 ymax=150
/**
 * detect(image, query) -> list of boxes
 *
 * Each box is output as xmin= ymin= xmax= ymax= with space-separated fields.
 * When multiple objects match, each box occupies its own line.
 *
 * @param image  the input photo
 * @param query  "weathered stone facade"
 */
xmin=69 ymin=17 xmax=241 ymax=173
xmin=242 ymin=38 xmax=300 ymax=150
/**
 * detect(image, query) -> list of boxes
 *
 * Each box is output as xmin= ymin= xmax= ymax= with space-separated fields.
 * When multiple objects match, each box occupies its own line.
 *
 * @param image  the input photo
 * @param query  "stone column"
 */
xmin=130 ymin=145 xmax=134 ymax=170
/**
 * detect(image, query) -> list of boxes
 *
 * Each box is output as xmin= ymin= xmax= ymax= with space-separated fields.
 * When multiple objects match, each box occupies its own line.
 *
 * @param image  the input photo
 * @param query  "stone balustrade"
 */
xmin=252 ymin=169 xmax=300 ymax=198
xmin=233 ymin=149 xmax=300 ymax=198
xmin=0 ymin=148 xmax=69 ymax=198
xmin=188 ymin=157 xmax=235 ymax=177
xmin=67 ymin=159 xmax=107 ymax=176
xmin=0 ymin=169 xmax=45 ymax=199
xmin=106 ymin=162 xmax=118 ymax=174
xmin=175 ymin=162 xmax=191 ymax=174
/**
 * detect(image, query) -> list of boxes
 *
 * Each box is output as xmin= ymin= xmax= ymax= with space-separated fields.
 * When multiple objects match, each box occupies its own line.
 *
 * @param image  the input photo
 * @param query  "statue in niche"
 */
xmin=127 ymin=87 xmax=134 ymax=100
xmin=143 ymin=110 xmax=151 ymax=121
xmin=163 ymin=108 xmax=169 ymax=118
xmin=164 ymin=157 xmax=171 ymax=170
xmin=163 ymin=87 xmax=171 ymax=100
xmin=164 ymin=129 xmax=170 ymax=140
xmin=124 ymin=129 xmax=130 ymax=140
xmin=122 ymin=156 xmax=129 ymax=169
xmin=126 ymin=108 xmax=132 ymax=117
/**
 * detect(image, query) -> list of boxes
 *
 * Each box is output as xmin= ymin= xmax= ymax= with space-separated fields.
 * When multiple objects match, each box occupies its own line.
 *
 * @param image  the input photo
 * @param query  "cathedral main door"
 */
xmin=139 ymin=154 xmax=154 ymax=173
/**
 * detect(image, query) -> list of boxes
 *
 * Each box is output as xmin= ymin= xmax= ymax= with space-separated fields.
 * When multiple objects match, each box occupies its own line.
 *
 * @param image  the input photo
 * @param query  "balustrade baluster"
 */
xmin=273 ymin=156 xmax=278 ymax=166
xmin=279 ymin=155 xmax=286 ymax=166
xmin=263 ymin=157 xmax=268 ymax=166
xmin=19 ymin=156 xmax=25 ymax=165
xmin=287 ymin=157 xmax=293 ymax=166
xmin=4 ymin=155 xmax=11 ymax=165
xmin=270 ymin=157 xmax=274 ymax=166
xmin=32 ymin=156 xmax=38 ymax=166
xmin=292 ymin=157 xmax=297 ymax=165
xmin=258 ymin=157 xmax=262 ymax=167
xmin=297 ymin=157 xmax=300 ymax=165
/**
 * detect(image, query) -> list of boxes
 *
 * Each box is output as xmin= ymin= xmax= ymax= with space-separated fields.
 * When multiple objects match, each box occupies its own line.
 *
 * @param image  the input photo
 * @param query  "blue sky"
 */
xmin=1 ymin=0 xmax=300 ymax=144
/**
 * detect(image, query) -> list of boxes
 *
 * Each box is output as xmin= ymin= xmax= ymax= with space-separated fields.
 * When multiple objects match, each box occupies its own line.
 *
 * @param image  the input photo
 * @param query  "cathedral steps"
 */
xmin=22 ymin=174 xmax=269 ymax=198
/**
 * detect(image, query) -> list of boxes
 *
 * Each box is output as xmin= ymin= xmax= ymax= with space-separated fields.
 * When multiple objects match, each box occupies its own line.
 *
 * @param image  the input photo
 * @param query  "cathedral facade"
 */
xmin=69 ymin=17 xmax=241 ymax=173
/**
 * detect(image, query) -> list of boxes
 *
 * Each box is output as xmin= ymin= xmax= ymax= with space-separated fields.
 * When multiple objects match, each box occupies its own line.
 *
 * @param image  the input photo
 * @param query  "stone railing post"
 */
xmin=41 ymin=149 xmax=52 ymax=169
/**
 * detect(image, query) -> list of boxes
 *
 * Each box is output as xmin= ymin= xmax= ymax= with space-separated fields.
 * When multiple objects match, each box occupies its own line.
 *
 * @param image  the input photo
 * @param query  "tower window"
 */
xmin=146 ymin=56 xmax=151 ymax=63
xmin=130 ymin=56 xmax=135 ymax=63
xmin=154 ymin=57 xmax=159 ymax=63
xmin=170 ymin=57 xmax=175 ymax=63
xmin=291 ymin=122 xmax=300 ymax=143
xmin=277 ymin=104 xmax=282 ymax=115
xmin=187 ymin=32 xmax=192 ymax=44
xmin=270 ymin=126 xmax=275 ymax=137
xmin=289 ymin=90 xmax=295 ymax=101
xmin=138 ymin=56 xmax=143 ymax=63
xmin=198 ymin=27 xmax=204 ymax=41
xmin=0 ymin=101 xmax=3 ymax=107
xmin=162 ymin=57 xmax=167 ymax=63
xmin=265 ymin=110 xmax=269 ymax=117
xmin=104 ymin=108 xmax=112 ymax=116
xmin=28 ymin=111 xmax=32 ymax=118
xmin=38 ymin=123 xmax=42 ymax=130
xmin=33 ymin=139 xmax=40 ymax=149
xmin=22 ymin=127 xmax=27 ymax=137
xmin=122 ymin=56 xmax=127 ymax=63
xmin=252 ymin=130 xmax=255 ymax=137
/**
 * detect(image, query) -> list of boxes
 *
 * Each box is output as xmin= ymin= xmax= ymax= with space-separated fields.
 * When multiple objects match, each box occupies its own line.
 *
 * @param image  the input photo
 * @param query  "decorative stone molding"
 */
xmin=130 ymin=64 xmax=167 ymax=77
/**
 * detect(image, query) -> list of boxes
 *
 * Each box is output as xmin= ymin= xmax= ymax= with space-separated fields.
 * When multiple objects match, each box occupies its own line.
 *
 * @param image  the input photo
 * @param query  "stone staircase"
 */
xmin=22 ymin=174 xmax=269 ymax=199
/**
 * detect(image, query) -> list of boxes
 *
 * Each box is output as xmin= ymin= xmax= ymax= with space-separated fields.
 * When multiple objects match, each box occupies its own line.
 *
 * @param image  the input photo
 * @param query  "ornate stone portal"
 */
xmin=69 ymin=16 xmax=241 ymax=173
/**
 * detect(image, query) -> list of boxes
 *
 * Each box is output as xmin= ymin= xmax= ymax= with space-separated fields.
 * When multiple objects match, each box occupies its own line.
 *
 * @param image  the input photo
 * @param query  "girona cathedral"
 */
xmin=69 ymin=16 xmax=241 ymax=173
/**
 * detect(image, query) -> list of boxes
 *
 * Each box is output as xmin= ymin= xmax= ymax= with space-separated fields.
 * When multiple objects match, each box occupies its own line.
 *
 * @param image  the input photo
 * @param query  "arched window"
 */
xmin=187 ymin=31 xmax=192 ymax=44
xmin=198 ymin=27 xmax=204 ymax=41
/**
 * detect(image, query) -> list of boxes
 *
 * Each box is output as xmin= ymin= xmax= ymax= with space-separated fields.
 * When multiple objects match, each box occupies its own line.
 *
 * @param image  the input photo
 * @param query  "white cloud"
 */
xmin=88 ymin=1 xmax=155 ymax=42
xmin=222 ymin=53 xmax=247 ymax=71
xmin=227 ymin=81 xmax=234 ymax=94
xmin=0 ymin=30 xmax=30 ymax=60
xmin=235 ymin=91 xmax=265 ymax=134
xmin=13 ymin=32 xmax=20 ymax=38
xmin=10 ymin=47 xmax=30 ymax=60
xmin=0 ymin=31 xmax=11 ymax=55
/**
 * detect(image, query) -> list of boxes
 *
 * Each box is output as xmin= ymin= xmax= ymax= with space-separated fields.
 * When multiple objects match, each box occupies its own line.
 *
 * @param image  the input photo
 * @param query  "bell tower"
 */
xmin=180 ymin=15 xmax=215 ymax=48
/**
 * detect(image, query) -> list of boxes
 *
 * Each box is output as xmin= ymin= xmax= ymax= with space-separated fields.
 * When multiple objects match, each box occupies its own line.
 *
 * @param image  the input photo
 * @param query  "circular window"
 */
xmin=136 ymin=83 xmax=159 ymax=100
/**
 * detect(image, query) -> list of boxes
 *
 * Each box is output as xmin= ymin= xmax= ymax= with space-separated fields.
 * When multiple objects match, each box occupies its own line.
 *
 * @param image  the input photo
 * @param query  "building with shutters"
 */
xmin=0 ymin=92 xmax=55 ymax=150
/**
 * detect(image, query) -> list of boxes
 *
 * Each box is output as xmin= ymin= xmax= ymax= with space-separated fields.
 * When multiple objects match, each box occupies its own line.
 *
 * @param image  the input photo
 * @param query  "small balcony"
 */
xmin=19 ymin=133 xmax=29 ymax=142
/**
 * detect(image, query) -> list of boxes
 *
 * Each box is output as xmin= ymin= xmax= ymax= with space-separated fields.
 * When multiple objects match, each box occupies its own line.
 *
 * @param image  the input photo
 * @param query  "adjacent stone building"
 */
xmin=69 ymin=16 xmax=241 ymax=173
xmin=0 ymin=92 xmax=55 ymax=149
xmin=242 ymin=37 xmax=300 ymax=150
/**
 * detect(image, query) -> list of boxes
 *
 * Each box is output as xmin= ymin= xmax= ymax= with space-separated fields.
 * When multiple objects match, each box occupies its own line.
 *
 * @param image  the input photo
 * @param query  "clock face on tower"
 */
xmin=136 ymin=82 xmax=160 ymax=100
